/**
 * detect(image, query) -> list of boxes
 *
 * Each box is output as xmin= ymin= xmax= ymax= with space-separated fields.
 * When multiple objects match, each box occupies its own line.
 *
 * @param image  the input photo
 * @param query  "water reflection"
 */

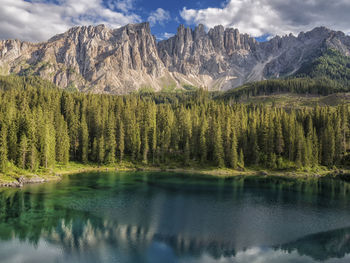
xmin=1 ymin=172 xmax=350 ymax=262
xmin=280 ymin=226 xmax=350 ymax=261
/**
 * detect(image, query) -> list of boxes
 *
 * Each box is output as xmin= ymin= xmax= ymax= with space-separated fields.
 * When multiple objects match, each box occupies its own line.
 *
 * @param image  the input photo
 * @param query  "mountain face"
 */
xmin=0 ymin=23 xmax=350 ymax=94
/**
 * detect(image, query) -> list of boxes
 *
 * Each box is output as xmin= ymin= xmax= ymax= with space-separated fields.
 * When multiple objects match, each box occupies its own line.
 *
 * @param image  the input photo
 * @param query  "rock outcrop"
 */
xmin=0 ymin=23 xmax=350 ymax=94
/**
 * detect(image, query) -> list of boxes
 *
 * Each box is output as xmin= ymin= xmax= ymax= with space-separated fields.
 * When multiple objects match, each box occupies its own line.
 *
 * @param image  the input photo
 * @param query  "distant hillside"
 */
xmin=219 ymin=49 xmax=350 ymax=102
xmin=0 ymin=75 xmax=57 ymax=91
xmin=295 ymin=49 xmax=350 ymax=86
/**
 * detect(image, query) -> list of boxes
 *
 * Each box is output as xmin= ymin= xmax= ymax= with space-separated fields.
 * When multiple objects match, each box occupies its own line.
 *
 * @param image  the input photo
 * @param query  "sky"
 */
xmin=0 ymin=0 xmax=350 ymax=42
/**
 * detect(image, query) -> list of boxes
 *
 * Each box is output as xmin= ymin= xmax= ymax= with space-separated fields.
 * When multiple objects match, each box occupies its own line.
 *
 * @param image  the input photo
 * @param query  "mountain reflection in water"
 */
xmin=1 ymin=171 xmax=350 ymax=263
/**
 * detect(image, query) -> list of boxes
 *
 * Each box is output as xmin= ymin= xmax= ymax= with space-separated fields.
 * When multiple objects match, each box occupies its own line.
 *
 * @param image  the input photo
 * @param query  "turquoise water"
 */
xmin=1 ymin=172 xmax=350 ymax=262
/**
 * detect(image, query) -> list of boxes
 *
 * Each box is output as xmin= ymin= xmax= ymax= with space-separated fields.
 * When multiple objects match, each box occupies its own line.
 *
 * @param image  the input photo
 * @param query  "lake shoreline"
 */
xmin=0 ymin=163 xmax=348 ymax=188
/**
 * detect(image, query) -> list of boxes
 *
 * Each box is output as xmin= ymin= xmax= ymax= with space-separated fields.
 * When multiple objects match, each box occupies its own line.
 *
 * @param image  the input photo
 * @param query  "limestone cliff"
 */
xmin=0 ymin=23 xmax=349 ymax=94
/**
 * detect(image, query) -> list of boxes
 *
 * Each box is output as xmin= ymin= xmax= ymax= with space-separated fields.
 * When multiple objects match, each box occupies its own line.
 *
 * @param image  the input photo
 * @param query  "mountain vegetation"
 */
xmin=0 ymin=75 xmax=349 ymax=178
xmin=219 ymin=49 xmax=350 ymax=101
xmin=295 ymin=49 xmax=350 ymax=85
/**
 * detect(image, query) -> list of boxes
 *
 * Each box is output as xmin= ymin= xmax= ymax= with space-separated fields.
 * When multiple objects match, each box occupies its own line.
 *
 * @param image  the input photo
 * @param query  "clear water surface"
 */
xmin=1 ymin=172 xmax=350 ymax=263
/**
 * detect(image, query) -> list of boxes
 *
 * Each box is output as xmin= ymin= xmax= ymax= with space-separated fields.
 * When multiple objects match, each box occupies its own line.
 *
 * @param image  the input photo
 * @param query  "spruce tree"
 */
xmin=184 ymin=138 xmax=190 ymax=166
xmin=18 ymin=134 xmax=28 ymax=169
xmin=42 ymin=122 xmax=56 ymax=168
xmin=80 ymin=114 xmax=89 ymax=164
xmin=199 ymin=117 xmax=208 ymax=164
xmin=239 ymin=148 xmax=245 ymax=168
xmin=275 ymin=121 xmax=284 ymax=156
xmin=0 ymin=124 xmax=8 ymax=173
xmin=55 ymin=115 xmax=70 ymax=164
xmin=97 ymin=135 xmax=105 ymax=164
xmin=322 ymin=124 xmax=335 ymax=166
xmin=213 ymin=121 xmax=224 ymax=168
xmin=105 ymin=115 xmax=116 ymax=164
xmin=118 ymin=120 xmax=125 ymax=162
xmin=229 ymin=128 xmax=238 ymax=169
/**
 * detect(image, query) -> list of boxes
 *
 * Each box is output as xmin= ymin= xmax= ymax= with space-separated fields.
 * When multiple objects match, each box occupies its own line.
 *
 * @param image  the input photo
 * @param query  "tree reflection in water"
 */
xmin=1 ymin=172 xmax=350 ymax=262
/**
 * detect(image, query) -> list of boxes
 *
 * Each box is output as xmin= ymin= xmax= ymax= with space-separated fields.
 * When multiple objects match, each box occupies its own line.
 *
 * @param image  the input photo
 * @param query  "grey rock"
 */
xmin=0 ymin=23 xmax=350 ymax=94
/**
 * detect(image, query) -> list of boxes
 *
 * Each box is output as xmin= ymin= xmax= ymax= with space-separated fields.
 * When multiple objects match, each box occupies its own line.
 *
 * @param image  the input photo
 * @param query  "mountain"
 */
xmin=0 ymin=22 xmax=350 ymax=94
xmin=217 ymin=48 xmax=350 ymax=102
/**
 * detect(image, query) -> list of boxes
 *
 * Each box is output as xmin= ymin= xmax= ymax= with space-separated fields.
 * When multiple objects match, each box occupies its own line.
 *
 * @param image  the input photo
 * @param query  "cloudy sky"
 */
xmin=0 ymin=0 xmax=349 ymax=42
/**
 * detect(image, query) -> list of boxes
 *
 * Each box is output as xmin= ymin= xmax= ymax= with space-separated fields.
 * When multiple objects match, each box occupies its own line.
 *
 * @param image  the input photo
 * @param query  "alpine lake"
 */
xmin=1 ymin=171 xmax=350 ymax=263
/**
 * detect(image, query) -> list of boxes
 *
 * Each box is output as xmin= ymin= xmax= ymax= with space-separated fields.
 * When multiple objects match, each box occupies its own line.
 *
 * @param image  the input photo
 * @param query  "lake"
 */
xmin=1 ymin=172 xmax=350 ymax=263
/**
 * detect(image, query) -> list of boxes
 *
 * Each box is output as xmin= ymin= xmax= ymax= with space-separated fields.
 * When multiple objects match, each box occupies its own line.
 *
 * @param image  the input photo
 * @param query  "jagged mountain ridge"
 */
xmin=0 ymin=22 xmax=349 ymax=94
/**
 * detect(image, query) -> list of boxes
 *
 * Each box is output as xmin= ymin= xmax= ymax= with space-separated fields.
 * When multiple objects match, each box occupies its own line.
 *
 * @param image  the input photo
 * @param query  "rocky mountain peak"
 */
xmin=0 ymin=23 xmax=349 ymax=93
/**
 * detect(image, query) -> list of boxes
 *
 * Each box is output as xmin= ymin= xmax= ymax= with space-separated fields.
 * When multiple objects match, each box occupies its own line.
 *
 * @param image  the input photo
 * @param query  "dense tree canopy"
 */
xmin=0 ymin=75 xmax=349 ymax=174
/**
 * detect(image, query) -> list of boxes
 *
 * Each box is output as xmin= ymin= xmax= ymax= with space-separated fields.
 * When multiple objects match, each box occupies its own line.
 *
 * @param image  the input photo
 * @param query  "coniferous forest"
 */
xmin=220 ymin=49 xmax=350 ymax=102
xmin=0 ymin=75 xmax=349 ymax=175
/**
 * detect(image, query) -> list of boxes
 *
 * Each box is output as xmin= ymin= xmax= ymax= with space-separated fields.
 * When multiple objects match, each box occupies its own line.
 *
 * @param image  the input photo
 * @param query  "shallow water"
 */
xmin=1 ymin=172 xmax=350 ymax=262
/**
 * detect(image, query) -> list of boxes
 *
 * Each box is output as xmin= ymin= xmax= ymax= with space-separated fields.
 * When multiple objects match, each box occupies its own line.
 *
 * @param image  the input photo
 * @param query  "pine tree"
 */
xmin=18 ymin=134 xmax=28 ymax=169
xmin=1 ymin=75 xmax=350 ymax=173
xmin=268 ymin=153 xmax=277 ymax=169
xmin=334 ymin=117 xmax=343 ymax=164
xmin=27 ymin=116 xmax=38 ymax=172
xmin=229 ymin=128 xmax=238 ymax=168
xmin=213 ymin=121 xmax=224 ymax=167
xmin=42 ymin=121 xmax=56 ymax=168
xmin=141 ymin=113 xmax=149 ymax=164
xmin=130 ymin=119 xmax=141 ymax=161
xmin=322 ymin=124 xmax=335 ymax=166
xmin=275 ymin=121 xmax=284 ymax=156
xmin=248 ymin=123 xmax=259 ymax=166
xmin=184 ymin=138 xmax=190 ymax=166
xmin=118 ymin=120 xmax=125 ymax=162
xmin=224 ymin=119 xmax=232 ymax=166
xmin=305 ymin=116 xmax=315 ymax=166
xmin=0 ymin=124 xmax=8 ymax=173
xmin=149 ymin=104 xmax=157 ymax=164
xmin=311 ymin=128 xmax=319 ymax=166
xmin=55 ymin=115 xmax=70 ymax=164
xmin=92 ymin=137 xmax=98 ymax=162
xmin=105 ymin=115 xmax=116 ymax=164
xmin=7 ymin=121 xmax=18 ymax=162
xmin=199 ymin=117 xmax=208 ymax=164
xmin=239 ymin=148 xmax=245 ymax=168
xmin=295 ymin=124 xmax=305 ymax=168
xmin=80 ymin=114 xmax=89 ymax=164
xmin=97 ymin=135 xmax=105 ymax=164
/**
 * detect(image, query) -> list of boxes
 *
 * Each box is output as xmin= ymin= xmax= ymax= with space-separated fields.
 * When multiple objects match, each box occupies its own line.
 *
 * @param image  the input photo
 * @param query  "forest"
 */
xmin=0 ymin=74 xmax=349 ymax=175
xmin=220 ymin=49 xmax=350 ymax=102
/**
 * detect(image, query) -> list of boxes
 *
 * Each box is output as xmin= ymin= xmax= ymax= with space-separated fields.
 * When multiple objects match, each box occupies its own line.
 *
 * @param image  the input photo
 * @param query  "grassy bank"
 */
xmin=0 ymin=161 xmax=134 ymax=187
xmin=1 ymin=161 xmax=348 ymax=187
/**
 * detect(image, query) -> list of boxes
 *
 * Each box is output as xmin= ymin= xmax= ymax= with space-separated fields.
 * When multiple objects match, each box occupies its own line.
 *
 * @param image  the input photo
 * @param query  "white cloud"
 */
xmin=0 ymin=0 xmax=141 ymax=42
xmin=105 ymin=0 xmax=135 ymax=13
xmin=180 ymin=247 xmax=350 ymax=263
xmin=163 ymin=32 xmax=175 ymax=39
xmin=147 ymin=8 xmax=170 ymax=26
xmin=180 ymin=0 xmax=350 ymax=37
xmin=156 ymin=32 xmax=175 ymax=40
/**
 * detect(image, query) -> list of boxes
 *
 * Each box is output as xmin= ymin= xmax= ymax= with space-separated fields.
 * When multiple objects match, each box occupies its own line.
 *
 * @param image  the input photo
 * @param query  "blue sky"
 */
xmin=1 ymin=0 xmax=350 ymax=42
xmin=104 ymin=0 xmax=226 ymax=40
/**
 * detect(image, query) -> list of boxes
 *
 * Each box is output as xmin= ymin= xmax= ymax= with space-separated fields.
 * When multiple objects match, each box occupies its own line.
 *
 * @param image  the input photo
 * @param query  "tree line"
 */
xmin=0 ymin=75 xmax=349 ymax=173
xmin=220 ymin=49 xmax=350 ymax=102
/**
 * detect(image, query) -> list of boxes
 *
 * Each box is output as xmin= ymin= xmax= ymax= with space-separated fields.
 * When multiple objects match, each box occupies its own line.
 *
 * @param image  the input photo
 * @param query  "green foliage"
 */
xmin=219 ymin=49 xmax=350 ymax=102
xmin=296 ymin=49 xmax=350 ymax=86
xmin=79 ymin=114 xmax=89 ymax=164
xmin=183 ymin=84 xmax=198 ymax=91
xmin=0 ymin=74 xmax=349 ymax=174
xmin=137 ymin=86 xmax=155 ymax=94
xmin=66 ymin=82 xmax=78 ymax=92
xmin=0 ymin=124 xmax=8 ymax=173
